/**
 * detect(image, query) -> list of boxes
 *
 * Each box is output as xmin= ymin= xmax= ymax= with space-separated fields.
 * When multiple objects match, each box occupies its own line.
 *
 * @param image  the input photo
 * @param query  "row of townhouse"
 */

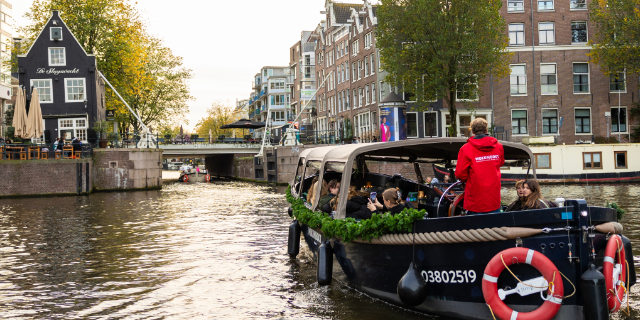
xmin=244 ymin=0 xmax=637 ymax=144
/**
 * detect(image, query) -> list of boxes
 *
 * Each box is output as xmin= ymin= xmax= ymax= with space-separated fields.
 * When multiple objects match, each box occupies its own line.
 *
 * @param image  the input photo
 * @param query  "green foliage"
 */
xmin=376 ymin=0 xmax=511 ymax=136
xmin=589 ymin=0 xmax=640 ymax=76
xmin=594 ymin=136 xmax=620 ymax=144
xmin=92 ymin=119 xmax=110 ymax=134
xmin=286 ymin=186 xmax=426 ymax=243
xmin=606 ymin=201 xmax=626 ymax=221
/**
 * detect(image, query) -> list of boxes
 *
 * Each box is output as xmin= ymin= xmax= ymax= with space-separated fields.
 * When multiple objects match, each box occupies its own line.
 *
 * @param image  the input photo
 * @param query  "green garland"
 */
xmin=286 ymin=186 xmax=427 ymax=243
xmin=606 ymin=201 xmax=626 ymax=221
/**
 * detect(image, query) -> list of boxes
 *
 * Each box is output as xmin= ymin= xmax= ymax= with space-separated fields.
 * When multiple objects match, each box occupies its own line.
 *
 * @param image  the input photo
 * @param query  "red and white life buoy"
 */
xmin=183 ymin=174 xmax=189 ymax=182
xmin=205 ymin=174 xmax=211 ymax=182
xmin=482 ymin=247 xmax=563 ymax=320
xmin=603 ymin=234 xmax=627 ymax=312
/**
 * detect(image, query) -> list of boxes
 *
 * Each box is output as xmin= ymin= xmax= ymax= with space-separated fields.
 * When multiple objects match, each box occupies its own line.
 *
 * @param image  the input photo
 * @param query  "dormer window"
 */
xmin=50 ymin=27 xmax=63 ymax=41
xmin=49 ymin=48 xmax=66 ymax=66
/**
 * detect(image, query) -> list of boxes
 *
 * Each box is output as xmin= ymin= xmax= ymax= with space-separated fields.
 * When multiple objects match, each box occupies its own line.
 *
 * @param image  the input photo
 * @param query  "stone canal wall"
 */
xmin=93 ymin=149 xmax=163 ymax=191
xmin=0 ymin=159 xmax=92 ymax=197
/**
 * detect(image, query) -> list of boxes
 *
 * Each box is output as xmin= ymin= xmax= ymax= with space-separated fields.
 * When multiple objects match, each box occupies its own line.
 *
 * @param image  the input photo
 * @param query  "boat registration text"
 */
xmin=308 ymin=229 xmax=322 ymax=243
xmin=421 ymin=270 xmax=477 ymax=284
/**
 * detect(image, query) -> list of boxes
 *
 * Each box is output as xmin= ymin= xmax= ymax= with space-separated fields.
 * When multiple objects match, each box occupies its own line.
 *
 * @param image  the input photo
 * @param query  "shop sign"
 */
xmin=106 ymin=109 xmax=115 ymax=121
xmin=36 ymin=67 xmax=80 ymax=75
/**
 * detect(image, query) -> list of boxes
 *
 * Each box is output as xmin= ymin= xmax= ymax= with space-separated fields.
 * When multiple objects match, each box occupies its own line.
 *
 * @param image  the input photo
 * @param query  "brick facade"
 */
xmin=92 ymin=149 xmax=162 ymax=191
xmin=0 ymin=159 xmax=92 ymax=197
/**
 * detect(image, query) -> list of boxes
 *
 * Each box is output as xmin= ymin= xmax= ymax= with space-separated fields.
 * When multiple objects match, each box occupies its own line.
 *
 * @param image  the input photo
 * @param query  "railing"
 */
xmin=158 ymin=134 xmax=263 ymax=145
xmin=302 ymin=42 xmax=316 ymax=52
xmin=0 ymin=142 xmax=93 ymax=160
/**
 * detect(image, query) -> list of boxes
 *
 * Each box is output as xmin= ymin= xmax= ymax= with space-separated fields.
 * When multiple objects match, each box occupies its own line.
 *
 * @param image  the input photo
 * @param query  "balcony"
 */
xmin=302 ymin=42 xmax=316 ymax=53
xmin=260 ymin=89 xmax=266 ymax=97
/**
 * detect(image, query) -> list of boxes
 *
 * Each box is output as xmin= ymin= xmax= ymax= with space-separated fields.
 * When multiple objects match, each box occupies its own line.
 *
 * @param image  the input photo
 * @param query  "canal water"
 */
xmin=0 ymin=181 xmax=639 ymax=319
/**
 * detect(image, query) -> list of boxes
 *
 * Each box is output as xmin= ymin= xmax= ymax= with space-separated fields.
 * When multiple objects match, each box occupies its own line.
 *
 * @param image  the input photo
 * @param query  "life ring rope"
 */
xmin=604 ymin=235 xmax=628 ymax=313
xmin=499 ymin=254 xmax=576 ymax=299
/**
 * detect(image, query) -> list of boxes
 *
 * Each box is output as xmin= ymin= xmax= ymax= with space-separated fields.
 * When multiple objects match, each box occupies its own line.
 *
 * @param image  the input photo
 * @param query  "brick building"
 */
xmin=288 ymin=31 xmax=316 ymax=129
xmin=449 ymin=0 xmax=638 ymax=143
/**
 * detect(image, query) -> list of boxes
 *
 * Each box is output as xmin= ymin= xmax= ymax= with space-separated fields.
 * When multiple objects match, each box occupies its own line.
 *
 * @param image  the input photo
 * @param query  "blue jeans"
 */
xmin=467 ymin=209 xmax=501 ymax=215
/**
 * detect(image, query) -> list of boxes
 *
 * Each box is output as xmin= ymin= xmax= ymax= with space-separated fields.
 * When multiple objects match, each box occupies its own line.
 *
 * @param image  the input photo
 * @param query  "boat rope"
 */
xmin=342 ymin=222 xmax=623 ymax=245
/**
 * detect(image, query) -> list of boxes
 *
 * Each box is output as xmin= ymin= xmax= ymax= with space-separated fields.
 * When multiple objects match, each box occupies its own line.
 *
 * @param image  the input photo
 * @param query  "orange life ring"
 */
xmin=482 ymin=247 xmax=563 ymax=320
xmin=183 ymin=174 xmax=189 ymax=182
xmin=205 ymin=174 xmax=211 ymax=182
xmin=603 ymin=234 xmax=627 ymax=312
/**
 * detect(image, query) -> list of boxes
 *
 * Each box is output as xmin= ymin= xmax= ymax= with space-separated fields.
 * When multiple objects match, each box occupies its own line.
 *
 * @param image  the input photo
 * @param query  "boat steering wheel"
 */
xmin=433 ymin=181 xmax=466 ymax=217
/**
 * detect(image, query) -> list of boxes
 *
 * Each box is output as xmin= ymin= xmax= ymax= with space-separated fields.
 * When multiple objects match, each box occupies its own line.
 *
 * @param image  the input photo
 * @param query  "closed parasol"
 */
xmin=12 ymin=87 xmax=27 ymax=138
xmin=25 ymin=88 xmax=44 ymax=140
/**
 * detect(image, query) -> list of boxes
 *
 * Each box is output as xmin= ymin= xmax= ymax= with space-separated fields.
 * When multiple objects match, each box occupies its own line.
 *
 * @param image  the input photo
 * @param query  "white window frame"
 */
xmin=440 ymin=111 xmax=491 ymax=137
xmin=423 ymin=111 xmax=439 ymax=137
xmin=507 ymin=0 xmax=525 ymax=12
xmin=611 ymin=106 xmax=628 ymax=133
xmin=573 ymin=62 xmax=590 ymax=94
xmin=511 ymin=109 xmax=529 ymax=136
xmin=509 ymin=24 xmax=525 ymax=46
xmin=371 ymin=83 xmax=376 ymax=103
xmin=510 ymin=64 xmax=527 ymax=96
xmin=570 ymin=0 xmax=587 ymax=10
xmin=30 ymin=79 xmax=54 ymax=104
xmin=406 ymin=112 xmax=419 ymax=138
xmin=48 ymin=47 xmax=66 ymax=66
xmin=540 ymin=63 xmax=558 ymax=95
xmin=64 ymin=78 xmax=87 ymax=103
xmin=370 ymin=54 xmax=375 ymax=74
xmin=571 ymin=21 xmax=588 ymax=44
xmin=610 ymin=72 xmax=626 ymax=93
xmin=50 ymin=27 xmax=63 ymax=41
xmin=379 ymin=81 xmax=385 ymax=102
xmin=365 ymin=85 xmax=370 ymax=105
xmin=455 ymin=79 xmax=479 ymax=102
xmin=539 ymin=22 xmax=555 ymax=45
xmin=541 ymin=108 xmax=559 ymax=135
xmin=574 ymin=107 xmax=592 ymax=135
xmin=538 ymin=0 xmax=554 ymax=10
xmin=58 ymin=117 xmax=89 ymax=142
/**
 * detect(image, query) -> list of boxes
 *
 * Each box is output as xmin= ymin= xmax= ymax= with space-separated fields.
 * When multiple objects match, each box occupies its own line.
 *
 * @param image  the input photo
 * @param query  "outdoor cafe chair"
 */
xmin=63 ymin=146 xmax=73 ymax=159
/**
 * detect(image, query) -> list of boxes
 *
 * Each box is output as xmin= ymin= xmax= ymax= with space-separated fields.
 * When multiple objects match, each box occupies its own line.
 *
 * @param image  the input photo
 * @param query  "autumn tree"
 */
xmin=376 ymin=0 xmax=510 ymax=136
xmin=195 ymin=102 xmax=244 ymax=139
xmin=20 ymin=0 xmax=192 ymax=132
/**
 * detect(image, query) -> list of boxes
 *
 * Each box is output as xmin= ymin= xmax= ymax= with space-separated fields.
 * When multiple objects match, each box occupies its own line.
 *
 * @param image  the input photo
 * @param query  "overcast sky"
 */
xmin=12 ymin=0 xmax=326 ymax=132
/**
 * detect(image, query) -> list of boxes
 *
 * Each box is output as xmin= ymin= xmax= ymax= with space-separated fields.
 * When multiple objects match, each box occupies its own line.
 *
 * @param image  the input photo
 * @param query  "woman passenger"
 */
xmin=506 ymin=180 xmax=525 ymax=211
xmin=519 ymin=179 xmax=558 ymax=210
xmin=367 ymin=187 xmax=414 ymax=215
xmin=306 ymin=176 xmax=319 ymax=203
xmin=330 ymin=184 xmax=371 ymax=219
xmin=319 ymin=179 xmax=340 ymax=212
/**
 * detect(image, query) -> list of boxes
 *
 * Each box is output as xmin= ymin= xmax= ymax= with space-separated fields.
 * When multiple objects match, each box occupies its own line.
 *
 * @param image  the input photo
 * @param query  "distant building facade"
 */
xmin=247 ymin=66 xmax=291 ymax=140
xmin=0 ymin=0 xmax=12 ymax=138
xmin=17 ymin=10 xmax=106 ymax=143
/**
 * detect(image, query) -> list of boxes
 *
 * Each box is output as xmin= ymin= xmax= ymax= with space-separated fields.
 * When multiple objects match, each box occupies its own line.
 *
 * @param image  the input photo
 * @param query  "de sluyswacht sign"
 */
xmin=36 ymin=68 xmax=80 ymax=75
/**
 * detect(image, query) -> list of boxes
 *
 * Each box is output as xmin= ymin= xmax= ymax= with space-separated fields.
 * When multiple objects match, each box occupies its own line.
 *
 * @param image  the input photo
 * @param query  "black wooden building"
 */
xmin=17 ymin=10 xmax=106 ymax=143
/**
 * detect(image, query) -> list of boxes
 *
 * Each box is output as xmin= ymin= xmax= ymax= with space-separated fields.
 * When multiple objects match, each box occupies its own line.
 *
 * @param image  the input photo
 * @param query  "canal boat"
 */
xmin=286 ymin=138 xmax=635 ymax=320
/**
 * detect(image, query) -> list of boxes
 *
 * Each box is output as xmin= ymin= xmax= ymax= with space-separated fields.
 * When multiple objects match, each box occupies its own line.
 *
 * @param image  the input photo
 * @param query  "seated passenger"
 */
xmin=505 ymin=180 xmax=525 ymax=211
xmin=367 ymin=187 xmax=414 ymax=215
xmin=305 ymin=176 xmax=319 ymax=202
xmin=310 ymin=179 xmax=329 ymax=207
xmin=319 ymin=179 xmax=340 ymax=212
xmin=430 ymin=177 xmax=440 ymax=184
xmin=519 ymin=179 xmax=558 ymax=210
xmin=329 ymin=184 xmax=372 ymax=219
xmin=443 ymin=175 xmax=451 ymax=183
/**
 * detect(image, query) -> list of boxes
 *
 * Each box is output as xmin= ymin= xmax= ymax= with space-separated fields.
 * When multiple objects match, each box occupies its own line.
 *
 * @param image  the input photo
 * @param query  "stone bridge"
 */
xmin=158 ymin=143 xmax=261 ymax=158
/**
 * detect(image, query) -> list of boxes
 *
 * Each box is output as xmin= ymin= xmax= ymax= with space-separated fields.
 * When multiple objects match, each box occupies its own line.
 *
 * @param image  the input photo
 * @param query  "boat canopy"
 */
xmin=312 ymin=138 xmax=535 ymax=218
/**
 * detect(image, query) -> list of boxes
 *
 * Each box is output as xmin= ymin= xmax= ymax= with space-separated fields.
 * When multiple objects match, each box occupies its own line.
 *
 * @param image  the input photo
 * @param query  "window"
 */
xmin=352 ymin=40 xmax=359 ymax=55
xmin=534 ymin=153 xmax=552 ymax=169
xmin=365 ymin=58 xmax=369 ymax=76
xmin=512 ymin=110 xmax=528 ymax=135
xmin=508 ymin=0 xmax=524 ymax=11
xmin=353 ymin=90 xmax=358 ymax=108
xmin=352 ymin=62 xmax=357 ymax=81
xmin=406 ymin=112 xmax=418 ymax=138
xmin=346 ymin=89 xmax=350 ymax=109
xmin=337 ymin=65 xmax=342 ymax=84
xmin=575 ymin=109 xmax=591 ymax=133
xmin=509 ymin=24 xmax=525 ymax=46
xmin=539 ymin=23 xmax=555 ymax=44
xmin=371 ymin=83 xmax=376 ymax=103
xmin=614 ymin=151 xmax=627 ymax=169
xmin=538 ymin=0 xmax=554 ymax=10
xmin=610 ymin=73 xmax=626 ymax=92
xmin=30 ymin=79 xmax=53 ymax=103
xmin=50 ymin=27 xmax=63 ymax=40
xmin=358 ymin=87 xmax=363 ymax=107
xmin=358 ymin=60 xmax=362 ymax=79
xmin=540 ymin=64 xmax=557 ymax=94
xmin=456 ymin=77 xmax=478 ymax=101
xmin=424 ymin=112 xmax=438 ymax=137
xmin=379 ymin=81 xmax=386 ymax=101
xmin=370 ymin=54 xmax=375 ymax=74
xmin=611 ymin=107 xmax=627 ymax=133
xmin=365 ymin=85 xmax=370 ymax=105
xmin=583 ymin=152 xmax=602 ymax=169
xmin=365 ymin=32 xmax=372 ymax=48
xmin=571 ymin=22 xmax=587 ymax=43
xmin=65 ymin=78 xmax=86 ymax=102
xmin=58 ymin=118 xmax=88 ymax=141
xmin=272 ymin=111 xmax=285 ymax=122
xmin=570 ymin=0 xmax=586 ymax=9
xmin=346 ymin=63 xmax=349 ymax=81
xmin=271 ymin=95 xmax=285 ymax=106
xmin=510 ymin=65 xmax=527 ymax=95
xmin=48 ymin=48 xmax=65 ymax=66
xmin=573 ymin=63 xmax=589 ymax=93
xmin=542 ymin=109 xmax=558 ymax=134
xmin=270 ymin=79 xmax=285 ymax=90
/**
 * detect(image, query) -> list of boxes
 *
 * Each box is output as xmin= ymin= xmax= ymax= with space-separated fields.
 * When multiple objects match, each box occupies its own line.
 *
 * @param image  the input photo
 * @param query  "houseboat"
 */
xmin=286 ymin=138 xmax=635 ymax=320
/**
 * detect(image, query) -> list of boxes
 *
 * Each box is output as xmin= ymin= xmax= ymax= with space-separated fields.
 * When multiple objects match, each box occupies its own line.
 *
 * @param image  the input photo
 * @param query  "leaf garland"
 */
xmin=606 ymin=201 xmax=626 ymax=221
xmin=286 ymin=186 xmax=426 ymax=243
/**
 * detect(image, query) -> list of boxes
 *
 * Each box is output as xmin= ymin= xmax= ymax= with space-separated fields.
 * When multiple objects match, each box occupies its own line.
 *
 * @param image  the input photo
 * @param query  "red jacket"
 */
xmin=455 ymin=136 xmax=505 ymax=213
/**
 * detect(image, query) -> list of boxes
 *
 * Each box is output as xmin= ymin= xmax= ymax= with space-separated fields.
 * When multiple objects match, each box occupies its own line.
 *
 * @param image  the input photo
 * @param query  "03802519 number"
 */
xmin=420 ymin=270 xmax=477 ymax=284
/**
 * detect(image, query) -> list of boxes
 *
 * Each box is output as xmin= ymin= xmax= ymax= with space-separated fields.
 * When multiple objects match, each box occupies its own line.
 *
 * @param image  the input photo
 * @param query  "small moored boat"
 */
xmin=286 ymin=138 xmax=635 ymax=320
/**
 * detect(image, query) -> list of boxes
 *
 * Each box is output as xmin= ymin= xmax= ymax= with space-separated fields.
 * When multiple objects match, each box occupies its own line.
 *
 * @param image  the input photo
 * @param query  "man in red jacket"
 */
xmin=455 ymin=118 xmax=505 ymax=214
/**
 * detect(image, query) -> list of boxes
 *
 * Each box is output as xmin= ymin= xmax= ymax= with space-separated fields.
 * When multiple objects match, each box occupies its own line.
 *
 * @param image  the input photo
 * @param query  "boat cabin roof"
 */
xmin=305 ymin=138 xmax=535 ymax=218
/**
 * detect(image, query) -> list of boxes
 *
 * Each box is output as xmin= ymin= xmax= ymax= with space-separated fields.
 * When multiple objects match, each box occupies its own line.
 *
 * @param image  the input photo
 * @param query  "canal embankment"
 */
xmin=0 ymin=148 xmax=162 ymax=198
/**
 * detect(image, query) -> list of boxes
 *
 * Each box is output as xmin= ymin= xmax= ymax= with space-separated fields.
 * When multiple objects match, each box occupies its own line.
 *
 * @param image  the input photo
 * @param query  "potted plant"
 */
xmin=92 ymin=120 xmax=110 ymax=148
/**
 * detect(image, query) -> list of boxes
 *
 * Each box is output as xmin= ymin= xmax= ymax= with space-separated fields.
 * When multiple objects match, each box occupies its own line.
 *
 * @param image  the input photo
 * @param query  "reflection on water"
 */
xmin=0 ymin=182 xmax=638 ymax=319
